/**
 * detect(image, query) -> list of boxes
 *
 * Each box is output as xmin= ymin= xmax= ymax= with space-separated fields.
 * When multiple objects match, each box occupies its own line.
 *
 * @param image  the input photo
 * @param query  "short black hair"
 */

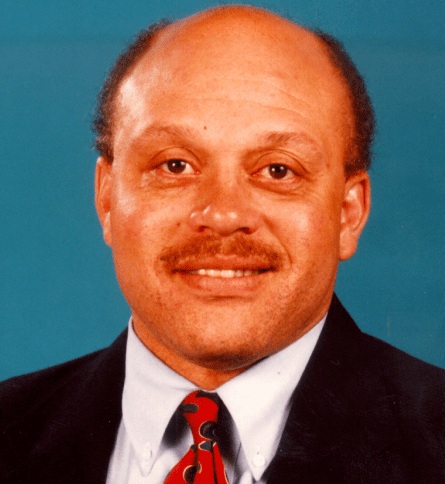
xmin=92 ymin=19 xmax=375 ymax=176
xmin=92 ymin=19 xmax=173 ymax=160
xmin=311 ymin=29 xmax=375 ymax=175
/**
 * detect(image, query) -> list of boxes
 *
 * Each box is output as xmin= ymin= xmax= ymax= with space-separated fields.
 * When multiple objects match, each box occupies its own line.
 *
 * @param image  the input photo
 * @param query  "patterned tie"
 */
xmin=164 ymin=390 xmax=229 ymax=484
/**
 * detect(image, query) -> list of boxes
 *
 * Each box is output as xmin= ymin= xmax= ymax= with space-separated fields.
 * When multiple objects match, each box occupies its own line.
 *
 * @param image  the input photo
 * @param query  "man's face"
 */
xmin=96 ymin=9 xmax=370 ymax=380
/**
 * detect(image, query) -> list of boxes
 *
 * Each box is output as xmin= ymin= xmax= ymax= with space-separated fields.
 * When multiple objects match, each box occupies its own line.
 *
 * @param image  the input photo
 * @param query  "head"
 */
xmin=94 ymin=6 xmax=372 ymax=389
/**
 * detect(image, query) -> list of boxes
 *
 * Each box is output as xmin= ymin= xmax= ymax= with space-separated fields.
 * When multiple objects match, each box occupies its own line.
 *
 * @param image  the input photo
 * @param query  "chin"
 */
xmin=176 ymin=334 xmax=264 ymax=370
xmin=191 ymin=353 xmax=261 ymax=373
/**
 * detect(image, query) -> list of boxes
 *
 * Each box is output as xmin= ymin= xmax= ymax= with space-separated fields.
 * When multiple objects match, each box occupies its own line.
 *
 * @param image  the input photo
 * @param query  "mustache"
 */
xmin=160 ymin=234 xmax=284 ymax=269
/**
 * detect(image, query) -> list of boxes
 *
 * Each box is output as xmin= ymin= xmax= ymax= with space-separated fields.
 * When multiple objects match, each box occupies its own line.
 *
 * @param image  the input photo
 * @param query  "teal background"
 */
xmin=1 ymin=1 xmax=444 ymax=379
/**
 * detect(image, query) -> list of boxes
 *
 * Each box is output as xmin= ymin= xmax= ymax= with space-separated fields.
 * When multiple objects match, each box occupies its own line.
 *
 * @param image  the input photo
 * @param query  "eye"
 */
xmin=260 ymin=164 xmax=294 ymax=180
xmin=159 ymin=159 xmax=194 ymax=175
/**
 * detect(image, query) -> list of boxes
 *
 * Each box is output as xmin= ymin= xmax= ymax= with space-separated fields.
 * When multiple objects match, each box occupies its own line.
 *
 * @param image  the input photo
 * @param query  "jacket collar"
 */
xmin=267 ymin=294 xmax=402 ymax=483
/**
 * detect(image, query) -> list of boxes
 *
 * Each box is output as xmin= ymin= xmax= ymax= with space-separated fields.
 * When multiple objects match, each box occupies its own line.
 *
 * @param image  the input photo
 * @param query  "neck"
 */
xmin=133 ymin=318 xmax=254 ymax=390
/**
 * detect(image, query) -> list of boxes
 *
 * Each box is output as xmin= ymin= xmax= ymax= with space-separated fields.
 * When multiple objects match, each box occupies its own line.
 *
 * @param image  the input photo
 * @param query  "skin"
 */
xmin=95 ymin=6 xmax=371 ymax=390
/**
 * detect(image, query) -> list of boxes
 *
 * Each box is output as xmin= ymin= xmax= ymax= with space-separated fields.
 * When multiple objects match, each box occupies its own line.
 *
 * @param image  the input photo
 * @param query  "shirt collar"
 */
xmin=217 ymin=318 xmax=325 ymax=480
xmin=122 ymin=315 xmax=325 ymax=479
xmin=122 ymin=323 xmax=196 ymax=474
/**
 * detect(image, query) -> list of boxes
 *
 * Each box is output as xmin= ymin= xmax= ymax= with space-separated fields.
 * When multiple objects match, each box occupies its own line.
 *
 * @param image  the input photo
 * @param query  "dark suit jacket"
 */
xmin=1 ymin=295 xmax=444 ymax=483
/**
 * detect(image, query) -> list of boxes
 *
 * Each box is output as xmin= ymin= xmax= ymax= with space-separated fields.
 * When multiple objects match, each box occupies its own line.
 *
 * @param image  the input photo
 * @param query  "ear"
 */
xmin=95 ymin=156 xmax=113 ymax=247
xmin=339 ymin=170 xmax=371 ymax=261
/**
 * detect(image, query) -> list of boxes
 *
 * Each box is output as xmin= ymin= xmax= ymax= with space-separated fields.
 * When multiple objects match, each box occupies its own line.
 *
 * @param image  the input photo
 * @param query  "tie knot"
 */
xmin=180 ymin=390 xmax=219 ymax=444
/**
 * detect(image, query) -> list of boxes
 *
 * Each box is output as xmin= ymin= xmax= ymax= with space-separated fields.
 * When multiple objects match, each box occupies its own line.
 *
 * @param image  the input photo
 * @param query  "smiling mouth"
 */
xmin=180 ymin=268 xmax=271 ymax=278
xmin=172 ymin=261 xmax=275 ymax=295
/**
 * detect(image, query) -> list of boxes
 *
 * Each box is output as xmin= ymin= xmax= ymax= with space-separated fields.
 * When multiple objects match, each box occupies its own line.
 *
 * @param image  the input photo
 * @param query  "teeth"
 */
xmin=221 ymin=270 xmax=235 ymax=278
xmin=189 ymin=269 xmax=261 ymax=277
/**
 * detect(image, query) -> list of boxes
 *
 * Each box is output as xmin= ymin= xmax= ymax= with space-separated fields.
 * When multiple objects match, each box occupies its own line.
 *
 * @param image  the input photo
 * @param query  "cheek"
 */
xmin=110 ymin=186 xmax=183 ymax=250
xmin=110 ymin=200 xmax=151 ymax=256
xmin=108 ymin=197 xmax=172 ymax=305
xmin=269 ymin=197 xmax=342 ymax=260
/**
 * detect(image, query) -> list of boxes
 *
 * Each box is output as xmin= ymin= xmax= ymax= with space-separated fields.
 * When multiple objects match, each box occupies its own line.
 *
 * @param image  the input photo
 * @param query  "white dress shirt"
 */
xmin=106 ymin=316 xmax=326 ymax=484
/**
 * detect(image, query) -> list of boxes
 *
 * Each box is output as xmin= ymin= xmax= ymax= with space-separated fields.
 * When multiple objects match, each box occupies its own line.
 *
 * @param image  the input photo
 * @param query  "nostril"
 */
xmin=188 ymin=202 xmax=261 ymax=236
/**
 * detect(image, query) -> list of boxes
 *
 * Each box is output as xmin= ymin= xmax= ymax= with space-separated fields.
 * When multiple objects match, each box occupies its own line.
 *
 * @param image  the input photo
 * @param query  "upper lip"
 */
xmin=172 ymin=256 xmax=276 ymax=272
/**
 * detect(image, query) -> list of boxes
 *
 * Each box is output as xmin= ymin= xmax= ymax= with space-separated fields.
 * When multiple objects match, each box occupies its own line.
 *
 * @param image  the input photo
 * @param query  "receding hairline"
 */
xmin=113 ymin=5 xmax=349 ymax=125
xmin=95 ymin=5 xmax=374 ymax=175
xmin=120 ymin=5 xmax=332 ymax=88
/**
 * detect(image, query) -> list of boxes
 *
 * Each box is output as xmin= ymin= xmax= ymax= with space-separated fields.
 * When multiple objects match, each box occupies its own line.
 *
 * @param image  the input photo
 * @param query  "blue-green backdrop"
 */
xmin=1 ymin=0 xmax=444 ymax=379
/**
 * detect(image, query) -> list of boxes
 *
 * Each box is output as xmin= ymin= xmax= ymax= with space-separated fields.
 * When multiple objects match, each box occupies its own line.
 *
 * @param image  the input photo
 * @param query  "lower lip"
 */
xmin=173 ymin=270 xmax=272 ymax=296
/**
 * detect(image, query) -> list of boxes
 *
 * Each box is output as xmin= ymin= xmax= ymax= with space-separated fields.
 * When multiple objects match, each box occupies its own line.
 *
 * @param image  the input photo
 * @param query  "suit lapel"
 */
xmin=267 ymin=295 xmax=402 ymax=483
xmin=4 ymin=330 xmax=127 ymax=484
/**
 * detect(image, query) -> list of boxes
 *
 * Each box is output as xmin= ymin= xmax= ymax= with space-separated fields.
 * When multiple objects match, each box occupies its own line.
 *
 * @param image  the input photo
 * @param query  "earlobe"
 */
xmin=95 ymin=156 xmax=113 ymax=247
xmin=339 ymin=171 xmax=371 ymax=261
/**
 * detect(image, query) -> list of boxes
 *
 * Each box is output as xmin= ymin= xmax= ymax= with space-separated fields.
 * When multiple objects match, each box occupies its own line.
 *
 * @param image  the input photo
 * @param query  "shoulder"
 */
xmin=322 ymin=295 xmax=445 ymax=419
xmin=0 ymin=330 xmax=127 ymax=429
xmin=0 ymin=331 xmax=127 ymax=482
xmin=0 ymin=349 xmax=99 ymax=423
xmin=359 ymin=329 xmax=445 ymax=384
xmin=330 ymin=294 xmax=445 ymax=382
xmin=357 ymin=330 xmax=445 ymax=419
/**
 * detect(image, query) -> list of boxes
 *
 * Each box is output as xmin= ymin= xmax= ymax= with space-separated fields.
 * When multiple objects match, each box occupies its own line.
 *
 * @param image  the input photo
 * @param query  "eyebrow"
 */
xmin=132 ymin=124 xmax=324 ymax=163
xmin=135 ymin=124 xmax=197 ymax=142
xmin=261 ymin=131 xmax=324 ymax=161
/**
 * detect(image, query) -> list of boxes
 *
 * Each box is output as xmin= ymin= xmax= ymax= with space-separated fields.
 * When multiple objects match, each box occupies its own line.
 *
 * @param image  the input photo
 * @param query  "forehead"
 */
xmin=114 ymin=8 xmax=351 ymax=154
xmin=125 ymin=10 xmax=343 ymax=96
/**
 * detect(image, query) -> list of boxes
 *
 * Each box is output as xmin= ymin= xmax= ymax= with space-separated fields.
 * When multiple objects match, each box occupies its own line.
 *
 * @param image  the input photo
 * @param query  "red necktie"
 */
xmin=164 ymin=390 xmax=229 ymax=484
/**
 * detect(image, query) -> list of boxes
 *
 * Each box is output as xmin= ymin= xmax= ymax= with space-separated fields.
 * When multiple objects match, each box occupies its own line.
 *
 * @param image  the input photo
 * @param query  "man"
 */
xmin=1 ymin=5 xmax=444 ymax=483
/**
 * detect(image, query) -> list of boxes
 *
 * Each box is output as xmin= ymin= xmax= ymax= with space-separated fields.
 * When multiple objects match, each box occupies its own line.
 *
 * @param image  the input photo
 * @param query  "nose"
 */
xmin=188 ymin=179 xmax=262 ymax=236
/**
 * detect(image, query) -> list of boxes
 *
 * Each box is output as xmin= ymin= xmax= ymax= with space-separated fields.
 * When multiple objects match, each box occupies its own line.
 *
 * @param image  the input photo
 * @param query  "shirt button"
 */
xmin=252 ymin=453 xmax=266 ymax=467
